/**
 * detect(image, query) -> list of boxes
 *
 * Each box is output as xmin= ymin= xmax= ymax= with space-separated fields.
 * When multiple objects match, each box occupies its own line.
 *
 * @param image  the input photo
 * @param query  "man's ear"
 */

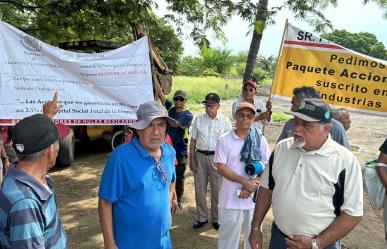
xmin=324 ymin=122 xmax=331 ymax=133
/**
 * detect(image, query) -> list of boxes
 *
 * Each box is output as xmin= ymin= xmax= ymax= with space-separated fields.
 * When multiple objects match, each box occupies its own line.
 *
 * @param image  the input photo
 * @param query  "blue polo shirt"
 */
xmin=98 ymin=136 xmax=176 ymax=249
xmin=165 ymin=100 xmax=193 ymax=156
xmin=0 ymin=165 xmax=67 ymax=249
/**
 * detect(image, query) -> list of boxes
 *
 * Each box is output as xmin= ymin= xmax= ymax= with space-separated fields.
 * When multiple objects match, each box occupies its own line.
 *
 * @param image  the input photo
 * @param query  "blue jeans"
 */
xmin=269 ymin=222 xmax=341 ymax=249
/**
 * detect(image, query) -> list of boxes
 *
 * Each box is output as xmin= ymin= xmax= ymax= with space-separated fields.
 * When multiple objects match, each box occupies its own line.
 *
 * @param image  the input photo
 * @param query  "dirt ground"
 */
xmin=51 ymin=94 xmax=387 ymax=249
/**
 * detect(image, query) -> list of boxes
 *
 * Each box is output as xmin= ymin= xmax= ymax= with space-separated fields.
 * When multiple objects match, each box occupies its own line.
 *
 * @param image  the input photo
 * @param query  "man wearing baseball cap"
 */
xmin=156 ymin=85 xmax=194 ymax=211
xmin=98 ymin=101 xmax=179 ymax=249
xmin=249 ymin=98 xmax=363 ymax=249
xmin=232 ymin=80 xmax=272 ymax=131
xmin=189 ymin=93 xmax=232 ymax=230
xmin=215 ymin=102 xmax=271 ymax=249
xmin=0 ymin=92 xmax=68 ymax=249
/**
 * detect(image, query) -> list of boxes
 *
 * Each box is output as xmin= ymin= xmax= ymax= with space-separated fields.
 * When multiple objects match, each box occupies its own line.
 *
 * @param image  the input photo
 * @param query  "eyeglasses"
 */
xmin=236 ymin=112 xmax=255 ymax=119
xmin=153 ymin=161 xmax=170 ymax=185
xmin=173 ymin=96 xmax=185 ymax=102
xmin=243 ymin=87 xmax=255 ymax=93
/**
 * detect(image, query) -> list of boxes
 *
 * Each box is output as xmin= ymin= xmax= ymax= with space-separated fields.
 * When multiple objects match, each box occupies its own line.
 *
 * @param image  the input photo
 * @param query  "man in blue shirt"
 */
xmin=157 ymin=86 xmax=193 ymax=210
xmin=98 ymin=101 xmax=179 ymax=249
xmin=0 ymin=92 xmax=67 ymax=249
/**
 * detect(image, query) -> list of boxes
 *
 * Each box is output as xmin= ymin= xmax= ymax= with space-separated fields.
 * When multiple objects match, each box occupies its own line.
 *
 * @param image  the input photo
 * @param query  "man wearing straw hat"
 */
xmin=249 ymin=98 xmax=362 ymax=249
xmin=98 ymin=101 xmax=179 ymax=249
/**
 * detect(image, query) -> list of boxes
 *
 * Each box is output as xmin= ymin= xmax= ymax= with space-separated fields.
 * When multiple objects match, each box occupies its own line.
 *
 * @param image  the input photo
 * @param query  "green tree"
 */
xmin=322 ymin=30 xmax=387 ymax=60
xmin=257 ymin=55 xmax=277 ymax=77
xmin=199 ymin=47 xmax=234 ymax=76
xmin=178 ymin=56 xmax=203 ymax=76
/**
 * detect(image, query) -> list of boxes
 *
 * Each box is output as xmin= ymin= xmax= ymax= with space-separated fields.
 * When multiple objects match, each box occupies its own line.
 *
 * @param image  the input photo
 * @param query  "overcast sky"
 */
xmin=178 ymin=0 xmax=387 ymax=57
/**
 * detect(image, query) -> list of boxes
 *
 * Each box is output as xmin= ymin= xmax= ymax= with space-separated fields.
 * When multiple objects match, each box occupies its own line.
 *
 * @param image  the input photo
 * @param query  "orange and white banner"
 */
xmin=272 ymin=22 xmax=387 ymax=116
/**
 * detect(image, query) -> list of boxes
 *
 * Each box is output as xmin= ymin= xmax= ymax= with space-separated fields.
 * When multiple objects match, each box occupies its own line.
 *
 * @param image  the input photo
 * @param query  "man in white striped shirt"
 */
xmin=189 ymin=93 xmax=232 ymax=230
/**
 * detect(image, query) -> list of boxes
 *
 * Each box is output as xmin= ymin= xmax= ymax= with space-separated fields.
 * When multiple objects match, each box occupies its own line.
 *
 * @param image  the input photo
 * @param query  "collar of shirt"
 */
xmin=290 ymin=135 xmax=334 ymax=157
xmin=205 ymin=113 xmax=220 ymax=121
xmin=132 ymin=136 xmax=173 ymax=160
xmin=7 ymin=165 xmax=53 ymax=201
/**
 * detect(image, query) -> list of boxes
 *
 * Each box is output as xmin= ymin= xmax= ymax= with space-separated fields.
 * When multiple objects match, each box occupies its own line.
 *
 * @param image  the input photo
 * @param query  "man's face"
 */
xmin=205 ymin=103 xmax=220 ymax=118
xmin=243 ymin=86 xmax=256 ymax=101
xmin=137 ymin=117 xmax=167 ymax=152
xmin=235 ymin=108 xmax=255 ymax=130
xmin=341 ymin=111 xmax=351 ymax=131
xmin=173 ymin=96 xmax=187 ymax=109
xmin=292 ymin=117 xmax=330 ymax=151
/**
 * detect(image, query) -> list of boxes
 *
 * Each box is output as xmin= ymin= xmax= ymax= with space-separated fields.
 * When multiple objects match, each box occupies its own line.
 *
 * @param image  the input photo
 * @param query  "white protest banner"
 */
xmin=272 ymin=22 xmax=387 ymax=116
xmin=0 ymin=21 xmax=154 ymax=125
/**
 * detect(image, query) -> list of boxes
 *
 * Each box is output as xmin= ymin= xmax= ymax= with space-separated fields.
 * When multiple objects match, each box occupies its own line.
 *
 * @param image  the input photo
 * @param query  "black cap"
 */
xmin=285 ymin=98 xmax=332 ymax=123
xmin=202 ymin=93 xmax=220 ymax=105
xmin=12 ymin=114 xmax=63 ymax=155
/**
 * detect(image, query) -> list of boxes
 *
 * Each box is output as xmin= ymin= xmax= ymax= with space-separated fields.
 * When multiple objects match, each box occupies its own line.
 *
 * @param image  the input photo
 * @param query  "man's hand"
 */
xmin=266 ymin=100 xmax=272 ymax=112
xmin=239 ymin=189 xmax=252 ymax=199
xmin=43 ymin=92 xmax=63 ymax=118
xmin=249 ymin=228 xmax=263 ymax=249
xmin=242 ymin=178 xmax=259 ymax=193
xmin=170 ymin=198 xmax=179 ymax=216
xmin=285 ymin=235 xmax=314 ymax=249
xmin=256 ymin=112 xmax=271 ymax=121
xmin=189 ymin=161 xmax=197 ymax=173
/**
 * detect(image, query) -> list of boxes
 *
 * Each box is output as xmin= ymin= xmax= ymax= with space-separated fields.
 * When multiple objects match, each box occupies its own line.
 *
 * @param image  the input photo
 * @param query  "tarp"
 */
xmin=0 ymin=21 xmax=154 ymax=125
xmin=272 ymin=22 xmax=387 ymax=116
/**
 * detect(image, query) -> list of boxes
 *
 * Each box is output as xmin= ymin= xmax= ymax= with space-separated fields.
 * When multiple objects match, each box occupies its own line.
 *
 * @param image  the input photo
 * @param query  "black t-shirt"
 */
xmin=380 ymin=138 xmax=387 ymax=154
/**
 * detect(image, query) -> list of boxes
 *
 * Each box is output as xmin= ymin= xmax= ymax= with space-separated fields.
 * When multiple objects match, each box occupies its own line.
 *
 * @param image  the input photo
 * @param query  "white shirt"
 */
xmin=214 ymin=130 xmax=271 ymax=210
xmin=190 ymin=113 xmax=231 ymax=151
xmin=232 ymin=96 xmax=272 ymax=131
xmin=260 ymin=136 xmax=363 ymax=237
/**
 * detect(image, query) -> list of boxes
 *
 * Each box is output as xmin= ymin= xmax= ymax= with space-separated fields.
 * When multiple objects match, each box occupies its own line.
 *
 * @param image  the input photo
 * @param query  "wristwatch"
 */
xmin=311 ymin=238 xmax=319 ymax=249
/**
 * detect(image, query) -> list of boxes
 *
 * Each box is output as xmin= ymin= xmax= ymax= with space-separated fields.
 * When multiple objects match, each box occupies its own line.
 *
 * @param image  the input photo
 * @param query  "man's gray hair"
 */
xmin=16 ymin=141 xmax=59 ymax=161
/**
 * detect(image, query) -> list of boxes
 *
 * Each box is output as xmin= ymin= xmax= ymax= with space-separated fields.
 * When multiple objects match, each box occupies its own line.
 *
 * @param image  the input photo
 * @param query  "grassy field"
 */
xmin=168 ymin=76 xmax=290 ymax=122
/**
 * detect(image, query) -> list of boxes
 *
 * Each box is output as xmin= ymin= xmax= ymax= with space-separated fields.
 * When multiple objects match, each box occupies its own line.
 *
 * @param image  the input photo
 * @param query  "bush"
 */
xmin=252 ymin=67 xmax=269 ymax=84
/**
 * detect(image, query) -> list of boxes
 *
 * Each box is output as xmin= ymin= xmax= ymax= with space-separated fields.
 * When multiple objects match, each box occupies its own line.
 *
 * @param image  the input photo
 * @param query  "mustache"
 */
xmin=294 ymin=131 xmax=304 ymax=137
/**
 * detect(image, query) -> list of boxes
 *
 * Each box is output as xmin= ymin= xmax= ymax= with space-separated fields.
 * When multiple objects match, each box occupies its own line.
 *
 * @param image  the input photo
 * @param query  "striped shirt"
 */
xmin=0 ymin=165 xmax=67 ymax=249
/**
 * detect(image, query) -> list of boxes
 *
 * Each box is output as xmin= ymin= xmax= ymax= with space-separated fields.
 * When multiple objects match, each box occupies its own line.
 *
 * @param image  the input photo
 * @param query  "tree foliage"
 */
xmin=322 ymin=30 xmax=387 ymax=60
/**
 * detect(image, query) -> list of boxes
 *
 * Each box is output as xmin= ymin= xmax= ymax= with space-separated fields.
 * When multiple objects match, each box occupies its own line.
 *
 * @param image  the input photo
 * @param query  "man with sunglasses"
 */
xmin=215 ymin=102 xmax=271 ymax=249
xmin=98 ymin=101 xmax=179 ymax=249
xmin=189 ymin=93 xmax=232 ymax=230
xmin=157 ymin=86 xmax=193 ymax=210
xmin=232 ymin=80 xmax=272 ymax=131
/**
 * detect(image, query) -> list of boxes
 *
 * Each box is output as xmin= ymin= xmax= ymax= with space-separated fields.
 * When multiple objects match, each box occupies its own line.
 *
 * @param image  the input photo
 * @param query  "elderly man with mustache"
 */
xmin=248 ymin=98 xmax=363 ymax=249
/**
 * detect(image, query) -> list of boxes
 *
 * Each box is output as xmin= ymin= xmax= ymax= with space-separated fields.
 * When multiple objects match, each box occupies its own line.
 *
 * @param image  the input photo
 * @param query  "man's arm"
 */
xmin=189 ymin=138 xmax=197 ymax=173
xmin=286 ymin=212 xmax=361 ymax=249
xmin=249 ymin=187 xmax=273 ymax=249
xmin=98 ymin=198 xmax=118 ymax=249
xmin=169 ymin=180 xmax=178 ymax=215
xmin=155 ymin=81 xmax=167 ymax=106
xmin=376 ymin=151 xmax=387 ymax=188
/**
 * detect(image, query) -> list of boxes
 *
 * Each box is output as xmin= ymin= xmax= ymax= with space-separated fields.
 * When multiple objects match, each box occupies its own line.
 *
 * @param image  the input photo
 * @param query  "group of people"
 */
xmin=0 ymin=80 xmax=384 ymax=249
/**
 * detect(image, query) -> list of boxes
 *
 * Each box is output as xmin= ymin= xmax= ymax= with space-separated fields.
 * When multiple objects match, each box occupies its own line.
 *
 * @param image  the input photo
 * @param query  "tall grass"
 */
xmin=168 ymin=76 xmax=243 ymax=104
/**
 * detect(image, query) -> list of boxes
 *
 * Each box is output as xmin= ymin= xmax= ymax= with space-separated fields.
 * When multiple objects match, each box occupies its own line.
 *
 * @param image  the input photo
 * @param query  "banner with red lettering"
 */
xmin=0 ymin=21 xmax=154 ymax=125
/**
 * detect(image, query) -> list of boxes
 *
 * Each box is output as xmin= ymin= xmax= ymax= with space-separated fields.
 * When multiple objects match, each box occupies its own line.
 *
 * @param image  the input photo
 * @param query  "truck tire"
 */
xmin=56 ymin=129 xmax=75 ymax=167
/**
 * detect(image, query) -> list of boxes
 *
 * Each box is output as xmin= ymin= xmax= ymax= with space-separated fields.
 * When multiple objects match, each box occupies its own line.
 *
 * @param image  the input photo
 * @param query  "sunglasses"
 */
xmin=243 ymin=88 xmax=255 ymax=93
xmin=154 ymin=161 xmax=170 ymax=185
xmin=173 ymin=96 xmax=185 ymax=102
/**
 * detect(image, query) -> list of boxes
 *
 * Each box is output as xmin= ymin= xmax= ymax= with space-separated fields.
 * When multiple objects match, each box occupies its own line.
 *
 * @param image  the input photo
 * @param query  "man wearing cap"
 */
xmin=189 ymin=93 xmax=232 ymax=230
xmin=98 ymin=101 xmax=178 ymax=249
xmin=157 ymin=86 xmax=193 ymax=210
xmin=0 ymin=92 xmax=67 ymax=249
xmin=277 ymin=86 xmax=350 ymax=149
xmin=249 ymin=98 xmax=363 ymax=249
xmin=232 ymin=80 xmax=272 ymax=131
xmin=215 ymin=102 xmax=271 ymax=249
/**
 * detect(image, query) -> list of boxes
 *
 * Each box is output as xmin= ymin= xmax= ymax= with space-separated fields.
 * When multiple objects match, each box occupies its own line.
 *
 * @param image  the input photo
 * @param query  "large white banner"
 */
xmin=0 ymin=21 xmax=154 ymax=125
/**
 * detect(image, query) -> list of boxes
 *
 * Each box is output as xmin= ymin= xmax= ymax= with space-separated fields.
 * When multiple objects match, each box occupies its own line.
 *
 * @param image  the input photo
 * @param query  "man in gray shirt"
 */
xmin=277 ymin=86 xmax=350 ymax=149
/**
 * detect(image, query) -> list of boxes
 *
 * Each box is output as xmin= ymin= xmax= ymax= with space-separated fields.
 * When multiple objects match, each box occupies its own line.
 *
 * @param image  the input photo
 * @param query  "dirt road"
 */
xmin=51 ymin=97 xmax=386 ymax=249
